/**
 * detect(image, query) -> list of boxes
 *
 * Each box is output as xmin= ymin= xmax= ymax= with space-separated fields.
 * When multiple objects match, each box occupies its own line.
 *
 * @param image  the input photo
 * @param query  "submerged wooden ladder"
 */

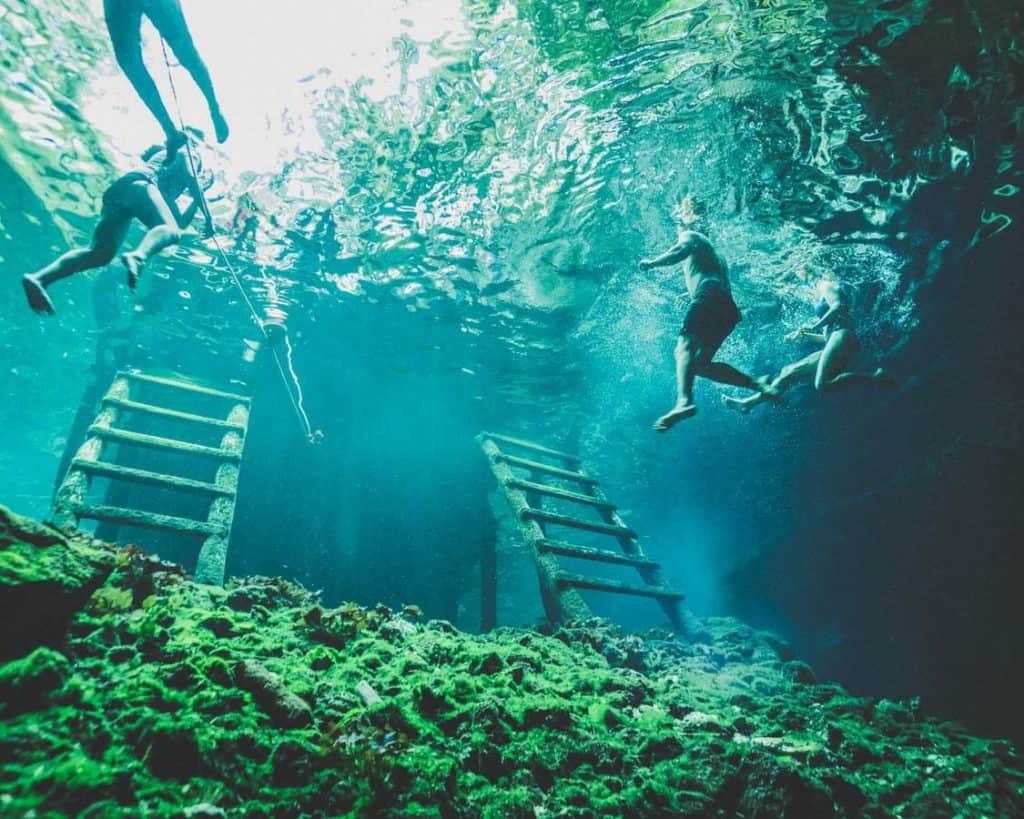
xmin=53 ymin=369 xmax=251 ymax=585
xmin=478 ymin=432 xmax=684 ymax=632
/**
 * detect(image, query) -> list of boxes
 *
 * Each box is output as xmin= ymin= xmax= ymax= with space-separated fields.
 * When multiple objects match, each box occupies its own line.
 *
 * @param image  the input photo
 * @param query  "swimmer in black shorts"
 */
xmin=639 ymin=196 xmax=776 ymax=431
xmin=21 ymin=140 xmax=212 ymax=315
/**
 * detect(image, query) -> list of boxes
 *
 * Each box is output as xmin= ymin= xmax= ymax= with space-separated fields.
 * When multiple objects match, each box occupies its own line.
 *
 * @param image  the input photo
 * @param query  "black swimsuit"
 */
xmin=681 ymin=279 xmax=741 ymax=361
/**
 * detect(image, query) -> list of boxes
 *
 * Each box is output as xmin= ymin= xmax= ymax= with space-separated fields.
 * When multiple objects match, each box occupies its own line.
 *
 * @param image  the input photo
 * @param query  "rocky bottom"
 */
xmin=1 ymin=504 xmax=1022 ymax=817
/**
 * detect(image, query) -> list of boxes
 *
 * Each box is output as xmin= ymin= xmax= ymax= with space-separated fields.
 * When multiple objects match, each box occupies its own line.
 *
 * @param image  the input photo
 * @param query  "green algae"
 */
xmin=0 ymin=505 xmax=1022 ymax=817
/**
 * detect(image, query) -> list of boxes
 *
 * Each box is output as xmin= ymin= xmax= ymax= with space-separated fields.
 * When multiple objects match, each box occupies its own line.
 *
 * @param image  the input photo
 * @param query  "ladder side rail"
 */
xmin=195 ymin=402 xmax=249 ymax=585
xmin=53 ymin=375 xmax=131 ymax=528
xmin=479 ymin=438 xmax=590 ymax=625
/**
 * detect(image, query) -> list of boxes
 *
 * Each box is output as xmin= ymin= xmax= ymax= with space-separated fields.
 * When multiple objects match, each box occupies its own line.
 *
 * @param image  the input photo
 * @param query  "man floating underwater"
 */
xmin=639 ymin=196 xmax=776 ymax=431
xmin=22 ymin=138 xmax=213 ymax=315
xmin=103 ymin=0 xmax=229 ymax=160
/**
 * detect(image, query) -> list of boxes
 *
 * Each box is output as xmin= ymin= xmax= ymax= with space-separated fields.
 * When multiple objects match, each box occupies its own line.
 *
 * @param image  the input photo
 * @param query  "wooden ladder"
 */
xmin=478 ymin=431 xmax=684 ymax=632
xmin=53 ymin=369 xmax=251 ymax=585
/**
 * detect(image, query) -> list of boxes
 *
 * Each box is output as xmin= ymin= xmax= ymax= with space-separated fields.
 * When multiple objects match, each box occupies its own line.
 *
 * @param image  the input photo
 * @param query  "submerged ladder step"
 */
xmin=523 ymin=509 xmax=636 ymax=539
xmin=496 ymin=454 xmax=597 ymax=485
xmin=72 ymin=459 xmax=233 ymax=497
xmin=482 ymin=432 xmax=580 ymax=464
xmin=537 ymin=539 xmax=659 ymax=570
xmin=507 ymin=478 xmax=614 ymax=509
xmin=72 ymin=503 xmax=219 ymax=536
xmin=103 ymin=397 xmax=245 ymax=430
xmin=556 ymin=573 xmax=684 ymax=601
xmin=123 ymin=371 xmax=250 ymax=403
xmin=88 ymin=426 xmax=241 ymax=460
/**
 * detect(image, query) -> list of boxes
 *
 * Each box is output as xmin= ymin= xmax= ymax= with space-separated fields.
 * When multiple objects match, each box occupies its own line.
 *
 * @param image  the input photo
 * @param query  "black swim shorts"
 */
xmin=101 ymin=171 xmax=154 ymax=215
xmin=680 ymin=279 xmax=741 ymax=362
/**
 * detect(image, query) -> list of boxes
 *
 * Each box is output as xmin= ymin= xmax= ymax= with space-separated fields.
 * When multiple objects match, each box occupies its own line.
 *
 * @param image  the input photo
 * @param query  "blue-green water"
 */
xmin=1 ymin=0 xmax=1022 ymax=743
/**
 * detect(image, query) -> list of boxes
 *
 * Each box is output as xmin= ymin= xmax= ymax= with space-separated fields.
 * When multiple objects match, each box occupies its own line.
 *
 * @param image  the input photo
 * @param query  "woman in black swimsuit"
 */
xmin=722 ymin=278 xmax=893 ymax=413
xmin=21 ymin=144 xmax=212 ymax=315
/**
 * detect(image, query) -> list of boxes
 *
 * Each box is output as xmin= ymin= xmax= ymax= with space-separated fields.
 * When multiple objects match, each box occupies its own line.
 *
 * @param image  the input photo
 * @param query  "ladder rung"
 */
xmin=123 ymin=371 xmax=250 ymax=403
xmin=103 ymin=397 xmax=244 ymax=430
xmin=72 ymin=459 xmax=233 ymax=497
xmin=88 ymin=426 xmax=241 ymax=460
xmin=73 ymin=503 xmax=219 ymax=536
xmin=507 ymin=478 xmax=613 ymax=509
xmin=556 ymin=573 xmax=684 ymax=601
xmin=523 ymin=509 xmax=636 ymax=539
xmin=537 ymin=539 xmax=659 ymax=569
xmin=496 ymin=454 xmax=596 ymax=484
xmin=481 ymin=433 xmax=580 ymax=464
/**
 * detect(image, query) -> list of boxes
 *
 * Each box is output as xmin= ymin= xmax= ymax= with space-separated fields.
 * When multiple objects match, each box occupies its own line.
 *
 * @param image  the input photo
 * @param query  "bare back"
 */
xmin=678 ymin=230 xmax=731 ymax=297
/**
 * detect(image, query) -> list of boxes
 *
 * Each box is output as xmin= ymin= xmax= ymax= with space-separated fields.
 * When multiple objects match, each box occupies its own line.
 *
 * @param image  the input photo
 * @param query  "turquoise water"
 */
xmin=1 ymin=0 xmax=1023 ymax=740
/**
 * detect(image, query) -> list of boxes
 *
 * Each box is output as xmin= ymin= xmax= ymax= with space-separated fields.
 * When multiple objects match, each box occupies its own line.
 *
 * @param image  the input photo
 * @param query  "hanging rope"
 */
xmin=158 ymin=39 xmax=321 ymax=443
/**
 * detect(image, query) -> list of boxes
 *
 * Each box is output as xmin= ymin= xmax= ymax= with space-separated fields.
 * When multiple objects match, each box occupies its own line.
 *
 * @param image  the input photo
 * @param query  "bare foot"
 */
xmin=721 ymin=395 xmax=753 ymax=414
xmin=22 ymin=275 xmax=55 ymax=315
xmin=164 ymin=129 xmax=187 ymax=163
xmin=212 ymin=109 xmax=229 ymax=143
xmin=653 ymin=402 xmax=697 ymax=432
xmin=122 ymin=253 xmax=143 ymax=290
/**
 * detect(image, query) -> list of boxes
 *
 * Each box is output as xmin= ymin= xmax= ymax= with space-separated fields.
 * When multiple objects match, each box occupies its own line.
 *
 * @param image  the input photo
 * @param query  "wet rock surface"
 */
xmin=0 ymin=505 xmax=1022 ymax=817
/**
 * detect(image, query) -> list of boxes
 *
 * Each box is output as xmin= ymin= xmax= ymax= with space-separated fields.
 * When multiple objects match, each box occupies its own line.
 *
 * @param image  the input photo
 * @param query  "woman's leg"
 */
xmin=104 ymin=0 xmax=180 ymax=143
xmin=120 ymin=183 xmax=183 ymax=288
xmin=815 ymin=330 xmax=889 ymax=390
xmin=145 ymin=0 xmax=229 ymax=142
xmin=23 ymin=209 xmax=131 ymax=314
xmin=722 ymin=350 xmax=819 ymax=413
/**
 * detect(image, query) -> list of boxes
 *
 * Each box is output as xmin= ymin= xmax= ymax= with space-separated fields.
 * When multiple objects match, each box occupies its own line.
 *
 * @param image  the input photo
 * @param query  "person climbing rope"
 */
xmin=103 ymin=0 xmax=229 ymax=161
xmin=639 ymin=195 xmax=777 ymax=431
xmin=21 ymin=138 xmax=213 ymax=315
xmin=721 ymin=276 xmax=895 ymax=413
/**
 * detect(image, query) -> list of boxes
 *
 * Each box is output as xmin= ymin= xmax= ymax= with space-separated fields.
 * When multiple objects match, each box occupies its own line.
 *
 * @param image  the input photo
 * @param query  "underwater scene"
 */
xmin=1 ymin=0 xmax=1023 ymax=815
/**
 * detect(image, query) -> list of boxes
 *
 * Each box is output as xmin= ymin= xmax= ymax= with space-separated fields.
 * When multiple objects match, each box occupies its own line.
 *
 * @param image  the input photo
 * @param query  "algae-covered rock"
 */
xmin=0 ymin=646 xmax=70 ymax=714
xmin=0 ymin=505 xmax=115 ymax=660
xmin=235 ymin=659 xmax=314 ymax=728
xmin=0 ymin=509 xmax=1021 ymax=818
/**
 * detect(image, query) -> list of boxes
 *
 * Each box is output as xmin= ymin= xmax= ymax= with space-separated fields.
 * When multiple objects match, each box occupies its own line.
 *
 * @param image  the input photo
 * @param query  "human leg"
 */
xmin=104 ymin=0 xmax=183 ymax=149
xmin=815 ymin=330 xmax=891 ymax=390
xmin=654 ymin=335 xmax=699 ymax=431
xmin=147 ymin=0 xmax=229 ymax=142
xmin=721 ymin=351 xmax=819 ymax=413
xmin=700 ymin=360 xmax=764 ymax=391
xmin=23 ymin=209 xmax=131 ymax=314
xmin=120 ymin=183 xmax=182 ymax=288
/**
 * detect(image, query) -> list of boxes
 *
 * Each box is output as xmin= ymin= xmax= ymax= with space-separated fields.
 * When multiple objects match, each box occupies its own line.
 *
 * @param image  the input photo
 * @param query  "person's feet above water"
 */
xmin=121 ymin=253 xmax=143 ymax=290
xmin=653 ymin=401 xmax=697 ymax=432
xmin=164 ymin=129 xmax=187 ymax=163
xmin=211 ymin=108 xmax=229 ymax=143
xmin=22 ymin=275 xmax=55 ymax=315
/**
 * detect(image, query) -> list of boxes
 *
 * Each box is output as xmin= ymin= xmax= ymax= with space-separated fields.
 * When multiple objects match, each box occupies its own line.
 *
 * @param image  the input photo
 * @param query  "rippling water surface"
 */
xmin=0 ymin=0 xmax=1021 ymax=519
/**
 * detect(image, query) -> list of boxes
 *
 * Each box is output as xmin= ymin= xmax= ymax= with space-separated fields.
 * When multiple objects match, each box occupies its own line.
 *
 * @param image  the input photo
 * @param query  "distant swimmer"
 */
xmin=103 ymin=0 xmax=228 ymax=160
xmin=22 ymin=142 xmax=212 ymax=315
xmin=639 ymin=196 xmax=776 ymax=431
xmin=722 ymin=277 xmax=895 ymax=413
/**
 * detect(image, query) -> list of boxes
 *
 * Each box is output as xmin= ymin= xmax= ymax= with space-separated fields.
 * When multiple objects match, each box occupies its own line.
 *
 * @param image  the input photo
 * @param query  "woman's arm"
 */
xmin=786 ymin=328 xmax=827 ymax=343
xmin=803 ymin=300 xmax=843 ymax=332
